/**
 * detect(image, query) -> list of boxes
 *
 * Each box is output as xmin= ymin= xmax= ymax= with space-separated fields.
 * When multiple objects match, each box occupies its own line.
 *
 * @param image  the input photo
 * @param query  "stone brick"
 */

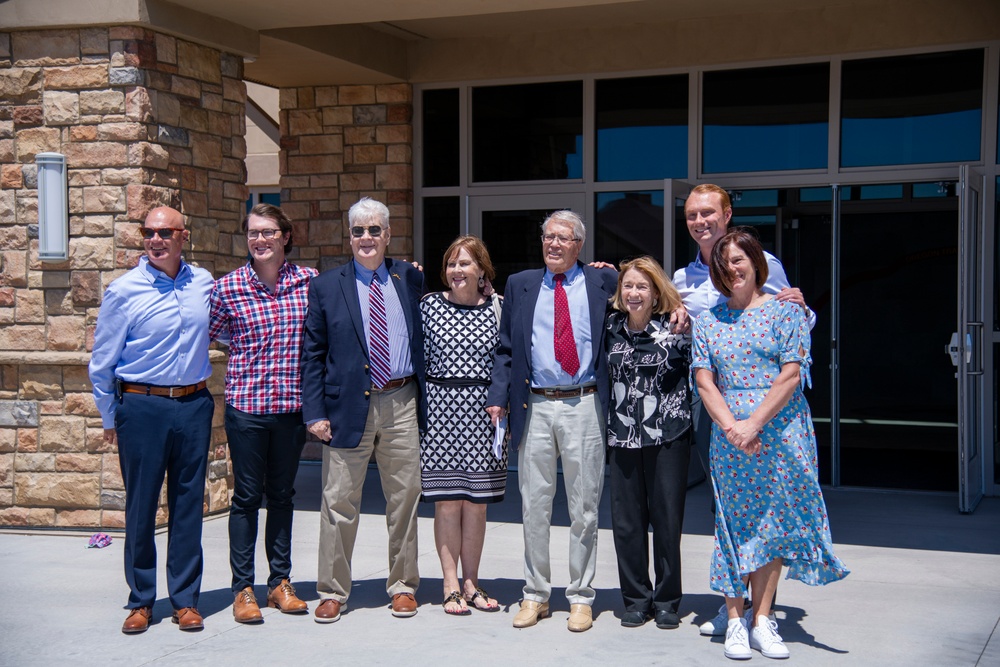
xmin=15 ymin=191 xmax=37 ymax=225
xmin=39 ymin=400 xmax=63 ymax=415
xmin=375 ymin=83 xmax=411 ymax=103
xmin=69 ymin=236 xmax=114 ymax=270
xmin=375 ymin=164 xmax=411 ymax=190
xmin=80 ymin=28 xmax=109 ymax=55
xmin=0 ymin=507 xmax=56 ymax=526
xmin=0 ymin=250 xmax=28 ymax=288
xmin=171 ymin=75 xmax=201 ymax=100
xmin=176 ymin=40 xmax=221 ymax=84
xmin=45 ymin=65 xmax=109 ymax=90
xmin=157 ymin=123 xmax=188 ymax=147
xmin=387 ymin=144 xmax=411 ymax=164
xmin=1 ymin=164 xmax=23 ymax=189
xmin=45 ymin=288 xmax=73 ymax=315
xmin=18 ymin=427 xmax=38 ymax=452
xmin=125 ymin=86 xmax=153 ymax=122
xmin=339 ymin=85 xmax=376 ymax=105
xmin=79 ymin=90 xmax=125 ymax=115
xmin=278 ymin=88 xmax=297 ymax=109
xmin=191 ymin=135 xmax=222 ymax=169
xmin=108 ymin=67 xmax=142 ymax=86
xmin=220 ymin=52 xmax=241 ymax=79
xmin=157 ymin=92 xmax=180 ymax=125
xmin=299 ymin=135 xmax=344 ymax=155
xmin=69 ymin=125 xmax=98 ymax=142
xmin=352 ymin=144 xmax=387 ymax=164
xmin=62 ymin=142 xmax=127 ymax=169
xmin=287 ymin=155 xmax=340 ymax=175
xmin=101 ymin=489 xmax=125 ymax=511
xmin=55 ymin=452 xmax=100 ymax=473
xmin=340 ymin=173 xmax=375 ymax=191
xmin=20 ymin=367 xmax=59 ymax=401
xmin=14 ymin=452 xmax=54 ymax=472
xmin=155 ymin=33 xmax=177 ymax=64
xmin=223 ymin=77 xmax=245 ymax=104
xmin=100 ymin=167 xmax=143 ymax=186
xmin=0 ymin=289 xmax=13 ymax=307
xmin=0 ymin=120 xmax=11 ymax=139
xmin=48 ymin=315 xmax=86 ymax=350
xmin=376 ymin=124 xmax=412 ymax=144
xmin=315 ymin=86 xmax=338 ymax=106
xmin=125 ymin=184 xmax=173 ymax=222
xmin=0 ymin=429 xmax=14 ymax=455
xmin=38 ymin=415 xmax=86 ymax=452
xmin=0 ymin=33 xmax=9 ymax=58
xmin=12 ymin=30 xmax=79 ymax=66
xmin=14 ymin=126 xmax=60 ymax=161
xmin=0 ymin=452 xmax=12 ymax=485
xmin=13 ymin=105 xmax=43 ymax=127
xmin=55 ymin=509 xmax=102 ymax=527
xmin=71 ymin=271 xmax=101 ymax=305
xmin=386 ymin=104 xmax=412 ymax=123
xmin=14 ymin=289 xmax=43 ymax=323
xmin=0 ymin=68 xmax=43 ymax=104
xmin=0 ymin=401 xmax=39 ymax=427
xmin=62 ymin=366 xmax=91 ymax=393
xmin=0 ymin=140 xmax=13 ymax=164
xmin=80 ymin=214 xmax=114 ymax=236
xmin=82 ymin=185 xmax=126 ymax=213
xmin=321 ymin=106 xmax=352 ymax=127
xmin=97 ymin=122 xmax=145 ymax=141
xmin=102 ymin=509 xmax=125 ymax=528
xmin=344 ymin=126 xmax=376 ymax=145
xmin=201 ymin=91 xmax=223 ymax=112
xmin=101 ymin=453 xmax=122 ymax=489
xmin=0 ymin=225 xmax=25 ymax=250
xmin=0 ymin=190 xmax=13 ymax=225
xmin=288 ymin=109 xmax=322 ymax=136
xmin=43 ymin=90 xmax=80 ymax=125
xmin=354 ymin=104 xmax=386 ymax=125
xmin=15 ymin=472 xmax=99 ymax=508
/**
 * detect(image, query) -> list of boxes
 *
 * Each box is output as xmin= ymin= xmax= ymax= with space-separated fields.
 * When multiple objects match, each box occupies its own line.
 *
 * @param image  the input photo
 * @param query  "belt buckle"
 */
xmin=168 ymin=386 xmax=179 ymax=398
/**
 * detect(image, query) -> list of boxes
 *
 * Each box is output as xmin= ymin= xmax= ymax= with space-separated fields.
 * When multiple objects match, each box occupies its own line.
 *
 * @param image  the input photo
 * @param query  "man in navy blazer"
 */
xmin=487 ymin=210 xmax=617 ymax=632
xmin=302 ymin=197 xmax=426 ymax=623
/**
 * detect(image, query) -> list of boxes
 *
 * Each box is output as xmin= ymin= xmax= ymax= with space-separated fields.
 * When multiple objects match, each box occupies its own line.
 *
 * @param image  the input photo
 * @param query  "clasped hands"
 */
xmin=723 ymin=419 xmax=762 ymax=455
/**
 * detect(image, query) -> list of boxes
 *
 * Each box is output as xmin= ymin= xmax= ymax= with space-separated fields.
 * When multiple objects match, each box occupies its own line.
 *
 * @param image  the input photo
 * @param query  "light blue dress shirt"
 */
xmin=673 ymin=251 xmax=816 ymax=329
xmin=353 ymin=260 xmax=414 ymax=380
xmin=89 ymin=256 xmax=214 ymax=429
xmin=529 ymin=263 xmax=595 ymax=388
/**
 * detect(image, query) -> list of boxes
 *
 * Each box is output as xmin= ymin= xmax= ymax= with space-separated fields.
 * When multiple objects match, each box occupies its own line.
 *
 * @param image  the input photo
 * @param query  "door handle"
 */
xmin=945 ymin=331 xmax=972 ymax=367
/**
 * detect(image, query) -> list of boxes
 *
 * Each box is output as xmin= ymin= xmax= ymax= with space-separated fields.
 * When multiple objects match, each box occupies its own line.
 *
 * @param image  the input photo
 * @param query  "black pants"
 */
xmin=608 ymin=434 xmax=691 ymax=614
xmin=225 ymin=405 xmax=306 ymax=593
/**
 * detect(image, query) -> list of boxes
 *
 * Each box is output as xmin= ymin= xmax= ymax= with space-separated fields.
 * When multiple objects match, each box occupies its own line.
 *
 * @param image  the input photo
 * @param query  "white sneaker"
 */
xmin=744 ymin=607 xmax=778 ymax=628
xmin=700 ymin=604 xmax=729 ymax=636
xmin=724 ymin=617 xmax=753 ymax=660
xmin=750 ymin=615 xmax=789 ymax=659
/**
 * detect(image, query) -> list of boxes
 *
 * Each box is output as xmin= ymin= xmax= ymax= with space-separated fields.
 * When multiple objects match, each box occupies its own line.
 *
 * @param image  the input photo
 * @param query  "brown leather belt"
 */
xmin=373 ymin=374 xmax=416 ymax=392
xmin=530 ymin=384 xmax=598 ymax=399
xmin=121 ymin=380 xmax=207 ymax=398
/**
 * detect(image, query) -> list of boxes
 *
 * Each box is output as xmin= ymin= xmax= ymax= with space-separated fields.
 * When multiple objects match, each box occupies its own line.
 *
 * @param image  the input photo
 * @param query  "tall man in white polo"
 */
xmin=487 ymin=210 xmax=617 ymax=632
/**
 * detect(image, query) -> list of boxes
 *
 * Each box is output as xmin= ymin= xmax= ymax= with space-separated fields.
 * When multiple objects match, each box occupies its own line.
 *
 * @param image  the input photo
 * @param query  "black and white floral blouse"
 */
xmin=605 ymin=310 xmax=692 ymax=448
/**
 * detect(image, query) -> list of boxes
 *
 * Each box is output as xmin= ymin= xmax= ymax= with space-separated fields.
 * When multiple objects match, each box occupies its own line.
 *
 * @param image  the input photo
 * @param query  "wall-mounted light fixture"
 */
xmin=36 ymin=152 xmax=69 ymax=262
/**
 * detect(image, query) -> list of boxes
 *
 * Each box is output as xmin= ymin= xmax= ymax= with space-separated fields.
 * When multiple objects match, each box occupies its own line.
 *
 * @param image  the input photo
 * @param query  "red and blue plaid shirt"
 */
xmin=209 ymin=261 xmax=318 ymax=414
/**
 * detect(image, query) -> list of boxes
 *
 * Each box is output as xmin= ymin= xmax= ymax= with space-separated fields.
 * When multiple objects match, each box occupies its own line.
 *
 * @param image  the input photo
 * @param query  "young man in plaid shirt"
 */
xmin=209 ymin=203 xmax=318 ymax=623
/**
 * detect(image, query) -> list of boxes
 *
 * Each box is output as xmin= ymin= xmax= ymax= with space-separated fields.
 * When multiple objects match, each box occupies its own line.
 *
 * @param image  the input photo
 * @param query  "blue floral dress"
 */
xmin=692 ymin=298 xmax=849 ymax=597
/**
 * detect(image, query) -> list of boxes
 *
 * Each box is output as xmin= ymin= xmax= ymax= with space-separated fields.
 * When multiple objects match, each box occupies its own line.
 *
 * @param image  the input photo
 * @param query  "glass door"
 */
xmin=956 ymin=165 xmax=985 ymax=512
xmin=469 ymin=193 xmax=588 ymax=289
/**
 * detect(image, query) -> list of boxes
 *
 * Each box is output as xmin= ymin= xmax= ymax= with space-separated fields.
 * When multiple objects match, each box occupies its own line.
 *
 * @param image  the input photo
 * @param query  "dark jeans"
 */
xmin=225 ymin=405 xmax=306 ymax=593
xmin=608 ymin=434 xmax=691 ymax=615
xmin=117 ymin=388 xmax=214 ymax=610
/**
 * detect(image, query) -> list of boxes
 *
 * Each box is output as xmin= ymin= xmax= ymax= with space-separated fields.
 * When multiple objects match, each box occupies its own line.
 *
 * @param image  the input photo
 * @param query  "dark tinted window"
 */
xmin=421 ymin=197 xmax=461 ymax=292
xmin=841 ymin=50 xmax=983 ymax=167
xmin=594 ymin=191 xmax=664 ymax=267
xmin=422 ymin=89 xmax=460 ymax=187
xmin=596 ymin=75 xmax=688 ymax=181
xmin=703 ymin=63 xmax=829 ymax=173
xmin=472 ymin=81 xmax=583 ymax=182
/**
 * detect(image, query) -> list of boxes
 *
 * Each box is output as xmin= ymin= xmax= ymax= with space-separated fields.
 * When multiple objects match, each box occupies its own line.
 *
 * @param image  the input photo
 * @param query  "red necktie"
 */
xmin=553 ymin=273 xmax=580 ymax=377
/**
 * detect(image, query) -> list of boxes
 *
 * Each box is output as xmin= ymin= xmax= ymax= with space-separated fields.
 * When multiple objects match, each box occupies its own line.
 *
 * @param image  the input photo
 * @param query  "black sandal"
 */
xmin=465 ymin=587 xmax=500 ymax=612
xmin=443 ymin=590 xmax=471 ymax=616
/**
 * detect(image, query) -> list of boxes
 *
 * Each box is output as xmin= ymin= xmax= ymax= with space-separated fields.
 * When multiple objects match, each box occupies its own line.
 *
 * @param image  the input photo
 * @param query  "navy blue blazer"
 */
xmin=301 ymin=257 xmax=426 ymax=449
xmin=486 ymin=262 xmax=618 ymax=449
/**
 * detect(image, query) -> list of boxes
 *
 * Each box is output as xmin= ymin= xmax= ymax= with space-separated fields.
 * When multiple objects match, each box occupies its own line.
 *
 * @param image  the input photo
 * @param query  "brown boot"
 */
xmin=267 ymin=579 xmax=308 ymax=614
xmin=233 ymin=587 xmax=263 ymax=623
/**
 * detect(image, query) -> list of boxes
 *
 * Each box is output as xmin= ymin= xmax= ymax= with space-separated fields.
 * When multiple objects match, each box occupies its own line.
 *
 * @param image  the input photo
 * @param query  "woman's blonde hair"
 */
xmin=611 ymin=256 xmax=682 ymax=316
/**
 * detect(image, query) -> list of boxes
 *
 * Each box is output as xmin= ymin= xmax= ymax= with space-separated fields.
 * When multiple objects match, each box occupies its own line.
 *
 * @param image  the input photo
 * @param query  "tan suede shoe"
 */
xmin=233 ymin=587 xmax=263 ymax=623
xmin=122 ymin=607 xmax=151 ymax=634
xmin=512 ymin=600 xmax=550 ymax=628
xmin=267 ymin=579 xmax=308 ymax=614
xmin=567 ymin=603 xmax=593 ymax=632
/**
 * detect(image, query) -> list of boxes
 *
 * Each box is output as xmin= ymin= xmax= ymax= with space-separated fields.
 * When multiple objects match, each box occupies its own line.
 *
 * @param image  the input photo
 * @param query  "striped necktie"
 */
xmin=368 ymin=275 xmax=391 ymax=388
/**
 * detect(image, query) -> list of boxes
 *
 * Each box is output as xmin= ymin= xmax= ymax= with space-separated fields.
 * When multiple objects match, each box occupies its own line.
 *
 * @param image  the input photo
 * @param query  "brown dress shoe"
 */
xmin=122 ymin=607 xmax=151 ymax=634
xmin=314 ymin=599 xmax=343 ymax=624
xmin=513 ymin=600 xmax=550 ymax=628
xmin=233 ymin=587 xmax=263 ymax=623
xmin=171 ymin=607 xmax=204 ymax=631
xmin=267 ymin=579 xmax=308 ymax=614
xmin=391 ymin=592 xmax=418 ymax=617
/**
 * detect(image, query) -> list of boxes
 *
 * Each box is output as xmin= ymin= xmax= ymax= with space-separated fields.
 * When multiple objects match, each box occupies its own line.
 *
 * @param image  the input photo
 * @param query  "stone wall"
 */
xmin=0 ymin=26 xmax=245 ymax=528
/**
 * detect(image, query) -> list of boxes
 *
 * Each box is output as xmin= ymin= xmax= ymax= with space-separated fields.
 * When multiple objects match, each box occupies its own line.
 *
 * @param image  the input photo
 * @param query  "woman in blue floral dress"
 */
xmin=692 ymin=228 xmax=848 ymax=661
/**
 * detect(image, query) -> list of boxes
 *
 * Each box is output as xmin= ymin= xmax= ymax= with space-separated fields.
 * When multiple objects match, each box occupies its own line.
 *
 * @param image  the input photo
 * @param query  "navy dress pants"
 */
xmin=608 ymin=433 xmax=691 ymax=615
xmin=116 ymin=388 xmax=214 ymax=610
xmin=224 ymin=405 xmax=306 ymax=593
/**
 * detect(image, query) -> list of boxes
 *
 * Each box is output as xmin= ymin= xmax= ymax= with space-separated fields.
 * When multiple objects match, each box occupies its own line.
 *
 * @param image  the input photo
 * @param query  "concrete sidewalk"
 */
xmin=2 ymin=462 xmax=999 ymax=666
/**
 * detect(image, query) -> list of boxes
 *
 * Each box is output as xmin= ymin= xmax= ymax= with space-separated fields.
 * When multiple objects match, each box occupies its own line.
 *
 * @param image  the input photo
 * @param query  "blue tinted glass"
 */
xmin=859 ymin=185 xmax=903 ymax=200
xmin=841 ymin=50 xmax=983 ymax=167
xmin=733 ymin=189 xmax=779 ymax=207
xmin=912 ymin=182 xmax=951 ymax=199
xmin=703 ymin=63 xmax=829 ymax=173
xmin=594 ymin=191 xmax=665 ymax=266
xmin=800 ymin=187 xmax=832 ymax=202
xmin=246 ymin=196 xmax=252 ymax=214
xmin=596 ymin=75 xmax=688 ymax=181
xmin=260 ymin=192 xmax=281 ymax=206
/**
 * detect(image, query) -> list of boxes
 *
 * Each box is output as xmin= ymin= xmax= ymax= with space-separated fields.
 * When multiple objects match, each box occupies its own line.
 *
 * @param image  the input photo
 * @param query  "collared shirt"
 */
xmin=672 ymin=251 xmax=817 ymax=329
xmin=353 ymin=260 xmax=414 ymax=380
xmin=89 ymin=256 xmax=214 ymax=429
xmin=529 ymin=263 xmax=595 ymax=387
xmin=605 ymin=311 xmax=691 ymax=448
xmin=208 ymin=260 xmax=318 ymax=414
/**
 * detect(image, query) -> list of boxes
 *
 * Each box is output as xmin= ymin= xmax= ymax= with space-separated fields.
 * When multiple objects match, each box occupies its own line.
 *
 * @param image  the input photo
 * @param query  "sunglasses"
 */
xmin=140 ymin=227 xmax=184 ymax=240
xmin=351 ymin=225 xmax=384 ymax=238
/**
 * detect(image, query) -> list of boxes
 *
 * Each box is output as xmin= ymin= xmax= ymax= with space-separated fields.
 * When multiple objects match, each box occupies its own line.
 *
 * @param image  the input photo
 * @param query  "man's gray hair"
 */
xmin=541 ymin=209 xmax=586 ymax=244
xmin=348 ymin=197 xmax=390 ymax=228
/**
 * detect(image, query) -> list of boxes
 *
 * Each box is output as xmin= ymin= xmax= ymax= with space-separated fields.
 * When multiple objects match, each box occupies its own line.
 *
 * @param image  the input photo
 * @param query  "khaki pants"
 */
xmin=317 ymin=382 xmax=420 ymax=602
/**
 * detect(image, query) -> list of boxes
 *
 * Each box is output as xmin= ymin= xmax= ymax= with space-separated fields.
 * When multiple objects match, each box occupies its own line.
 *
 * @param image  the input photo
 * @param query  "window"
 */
xmin=245 ymin=188 xmax=280 ymax=214
xmin=594 ymin=191 xmax=664 ymax=266
xmin=421 ymin=197 xmax=462 ymax=292
xmin=422 ymin=89 xmax=460 ymax=187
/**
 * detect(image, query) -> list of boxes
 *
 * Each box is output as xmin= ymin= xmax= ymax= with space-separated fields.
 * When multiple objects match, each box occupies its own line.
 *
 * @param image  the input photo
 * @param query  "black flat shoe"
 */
xmin=655 ymin=609 xmax=680 ymax=629
xmin=621 ymin=610 xmax=651 ymax=627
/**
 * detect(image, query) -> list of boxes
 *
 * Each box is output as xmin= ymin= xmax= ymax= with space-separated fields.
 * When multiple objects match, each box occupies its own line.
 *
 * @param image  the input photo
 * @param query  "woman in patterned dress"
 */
xmin=605 ymin=256 xmax=692 ymax=630
xmin=692 ymin=228 xmax=848 ymax=661
xmin=420 ymin=236 xmax=507 ymax=615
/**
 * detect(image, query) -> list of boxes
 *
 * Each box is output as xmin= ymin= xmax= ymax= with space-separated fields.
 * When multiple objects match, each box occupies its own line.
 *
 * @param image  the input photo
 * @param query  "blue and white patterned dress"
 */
xmin=692 ymin=298 xmax=849 ymax=597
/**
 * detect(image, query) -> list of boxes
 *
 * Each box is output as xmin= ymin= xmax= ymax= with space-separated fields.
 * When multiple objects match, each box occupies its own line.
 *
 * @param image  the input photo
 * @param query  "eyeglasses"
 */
xmin=351 ymin=225 xmax=384 ymax=238
xmin=140 ymin=227 xmax=184 ymax=240
xmin=247 ymin=229 xmax=282 ymax=240
xmin=541 ymin=233 xmax=580 ymax=245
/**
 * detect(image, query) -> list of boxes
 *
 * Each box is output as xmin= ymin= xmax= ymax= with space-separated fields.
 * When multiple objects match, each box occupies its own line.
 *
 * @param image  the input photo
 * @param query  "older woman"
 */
xmin=420 ymin=236 xmax=506 ymax=615
xmin=605 ymin=256 xmax=692 ymax=630
xmin=692 ymin=228 xmax=848 ymax=661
